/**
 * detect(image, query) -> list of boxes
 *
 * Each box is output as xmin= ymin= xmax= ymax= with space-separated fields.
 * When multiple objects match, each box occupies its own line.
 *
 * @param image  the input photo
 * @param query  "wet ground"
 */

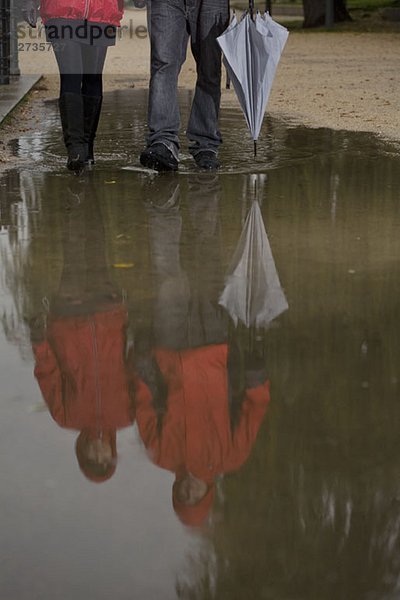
xmin=1 ymin=90 xmax=400 ymax=600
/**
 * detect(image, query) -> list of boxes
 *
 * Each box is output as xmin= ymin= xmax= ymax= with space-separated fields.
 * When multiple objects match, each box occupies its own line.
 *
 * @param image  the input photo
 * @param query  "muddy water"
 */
xmin=1 ymin=91 xmax=400 ymax=600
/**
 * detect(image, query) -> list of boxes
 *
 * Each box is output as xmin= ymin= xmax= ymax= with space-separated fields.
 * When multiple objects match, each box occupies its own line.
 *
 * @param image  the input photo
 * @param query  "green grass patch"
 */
xmin=348 ymin=0 xmax=399 ymax=9
xmin=231 ymin=0 xmax=400 ymax=32
xmin=232 ymin=0 xmax=400 ymax=10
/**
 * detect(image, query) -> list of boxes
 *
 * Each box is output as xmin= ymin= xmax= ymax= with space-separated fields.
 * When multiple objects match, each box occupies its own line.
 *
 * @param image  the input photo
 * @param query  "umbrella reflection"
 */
xmin=219 ymin=174 xmax=288 ymax=328
xmin=30 ymin=179 xmax=135 ymax=482
xmin=132 ymin=175 xmax=271 ymax=528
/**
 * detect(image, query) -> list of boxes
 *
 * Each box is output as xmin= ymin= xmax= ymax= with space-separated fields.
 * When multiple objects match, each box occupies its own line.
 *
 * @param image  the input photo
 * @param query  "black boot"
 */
xmin=59 ymin=93 xmax=86 ymax=173
xmin=83 ymin=95 xmax=103 ymax=165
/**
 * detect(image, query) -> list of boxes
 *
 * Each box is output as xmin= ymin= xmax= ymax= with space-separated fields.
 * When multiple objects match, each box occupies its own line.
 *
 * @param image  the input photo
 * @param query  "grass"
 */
xmin=231 ymin=0 xmax=400 ymax=32
xmin=232 ymin=0 xmax=400 ymax=11
xmin=346 ymin=0 xmax=399 ymax=6
xmin=259 ymin=0 xmax=400 ymax=6
xmin=282 ymin=16 xmax=400 ymax=33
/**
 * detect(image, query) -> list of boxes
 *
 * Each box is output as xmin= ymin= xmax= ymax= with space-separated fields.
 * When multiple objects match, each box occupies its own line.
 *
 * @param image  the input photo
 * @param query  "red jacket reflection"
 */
xmin=134 ymin=343 xmax=270 ymax=483
xmin=33 ymin=306 xmax=134 ymax=431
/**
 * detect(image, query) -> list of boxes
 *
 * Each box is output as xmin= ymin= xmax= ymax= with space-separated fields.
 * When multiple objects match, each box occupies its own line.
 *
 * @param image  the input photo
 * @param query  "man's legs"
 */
xmin=187 ymin=0 xmax=229 ymax=161
xmin=146 ymin=0 xmax=189 ymax=160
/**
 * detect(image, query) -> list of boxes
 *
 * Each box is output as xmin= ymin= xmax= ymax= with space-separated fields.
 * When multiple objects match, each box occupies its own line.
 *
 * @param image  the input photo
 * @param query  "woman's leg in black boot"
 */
xmin=82 ymin=46 xmax=107 ymax=165
xmin=58 ymin=93 xmax=86 ymax=172
xmin=52 ymin=41 xmax=86 ymax=172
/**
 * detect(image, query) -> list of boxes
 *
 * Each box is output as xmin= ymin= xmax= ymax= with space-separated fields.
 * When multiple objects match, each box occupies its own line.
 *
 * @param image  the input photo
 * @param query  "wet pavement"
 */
xmin=0 ymin=76 xmax=42 ymax=124
xmin=1 ymin=90 xmax=400 ymax=600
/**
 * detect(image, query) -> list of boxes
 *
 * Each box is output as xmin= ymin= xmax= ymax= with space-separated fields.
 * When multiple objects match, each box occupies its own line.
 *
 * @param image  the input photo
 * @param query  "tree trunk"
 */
xmin=303 ymin=0 xmax=352 ymax=28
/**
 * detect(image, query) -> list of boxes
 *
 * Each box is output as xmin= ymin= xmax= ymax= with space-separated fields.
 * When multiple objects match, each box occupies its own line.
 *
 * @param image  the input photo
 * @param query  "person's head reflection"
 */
xmin=134 ymin=176 xmax=270 ymax=527
xmin=31 ymin=179 xmax=134 ymax=482
xmin=75 ymin=430 xmax=117 ymax=483
xmin=172 ymin=474 xmax=214 ymax=528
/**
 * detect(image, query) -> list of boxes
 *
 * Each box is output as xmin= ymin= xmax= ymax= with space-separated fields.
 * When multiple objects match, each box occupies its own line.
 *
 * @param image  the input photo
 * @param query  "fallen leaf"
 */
xmin=113 ymin=263 xmax=135 ymax=269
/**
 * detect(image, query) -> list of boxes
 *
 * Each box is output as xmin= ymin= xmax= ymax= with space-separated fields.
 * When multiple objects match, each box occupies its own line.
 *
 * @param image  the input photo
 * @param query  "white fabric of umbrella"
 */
xmin=219 ymin=201 xmax=288 ymax=328
xmin=217 ymin=12 xmax=289 ymax=153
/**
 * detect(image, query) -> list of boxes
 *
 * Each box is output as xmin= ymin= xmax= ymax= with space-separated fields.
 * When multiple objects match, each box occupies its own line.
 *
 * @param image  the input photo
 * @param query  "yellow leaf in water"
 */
xmin=104 ymin=180 xmax=117 ymax=184
xmin=113 ymin=263 xmax=135 ymax=269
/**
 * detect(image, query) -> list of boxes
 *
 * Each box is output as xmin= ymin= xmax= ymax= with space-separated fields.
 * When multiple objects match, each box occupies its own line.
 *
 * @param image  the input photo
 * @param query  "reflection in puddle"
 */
xmin=136 ymin=175 xmax=272 ymax=528
xmin=1 ymin=93 xmax=400 ymax=599
xmin=219 ymin=174 xmax=288 ymax=328
xmin=31 ymin=180 xmax=134 ymax=483
xmin=0 ymin=167 xmax=280 ymax=599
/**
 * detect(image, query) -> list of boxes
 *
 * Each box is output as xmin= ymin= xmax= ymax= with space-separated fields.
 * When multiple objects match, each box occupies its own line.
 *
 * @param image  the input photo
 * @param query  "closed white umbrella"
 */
xmin=217 ymin=9 xmax=289 ymax=155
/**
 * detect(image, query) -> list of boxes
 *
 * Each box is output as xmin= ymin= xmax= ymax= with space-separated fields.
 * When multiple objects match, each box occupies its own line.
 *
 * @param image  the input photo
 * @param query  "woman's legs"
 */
xmin=59 ymin=74 xmax=82 ymax=95
xmin=52 ymin=40 xmax=86 ymax=171
xmin=81 ymin=45 xmax=107 ymax=95
xmin=52 ymin=41 xmax=107 ymax=96
xmin=81 ymin=46 xmax=108 ymax=164
xmin=51 ymin=41 xmax=107 ymax=169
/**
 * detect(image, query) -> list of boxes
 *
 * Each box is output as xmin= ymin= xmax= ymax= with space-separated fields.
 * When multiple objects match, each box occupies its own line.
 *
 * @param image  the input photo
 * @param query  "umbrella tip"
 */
xmin=254 ymin=140 xmax=257 ymax=157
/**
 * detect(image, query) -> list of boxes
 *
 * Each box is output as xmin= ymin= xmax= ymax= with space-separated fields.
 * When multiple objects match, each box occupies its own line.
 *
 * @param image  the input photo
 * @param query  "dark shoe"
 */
xmin=66 ymin=151 xmax=85 ymax=173
xmin=83 ymin=95 xmax=102 ymax=165
xmin=59 ymin=93 xmax=86 ymax=173
xmin=193 ymin=150 xmax=220 ymax=170
xmin=140 ymin=143 xmax=178 ymax=172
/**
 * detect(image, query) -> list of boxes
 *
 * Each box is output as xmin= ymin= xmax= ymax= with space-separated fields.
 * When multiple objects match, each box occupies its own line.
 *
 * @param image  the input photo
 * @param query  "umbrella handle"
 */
xmin=249 ymin=0 xmax=254 ymax=19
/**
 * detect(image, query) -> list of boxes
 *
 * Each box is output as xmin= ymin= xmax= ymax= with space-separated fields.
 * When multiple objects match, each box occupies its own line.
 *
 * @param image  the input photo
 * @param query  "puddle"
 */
xmin=1 ymin=90 xmax=400 ymax=599
xmin=11 ymin=88 xmax=400 ymax=174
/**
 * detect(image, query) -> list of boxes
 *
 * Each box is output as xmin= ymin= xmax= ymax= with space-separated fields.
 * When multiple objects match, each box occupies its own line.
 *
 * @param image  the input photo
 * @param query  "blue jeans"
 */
xmin=147 ymin=0 xmax=230 ymax=158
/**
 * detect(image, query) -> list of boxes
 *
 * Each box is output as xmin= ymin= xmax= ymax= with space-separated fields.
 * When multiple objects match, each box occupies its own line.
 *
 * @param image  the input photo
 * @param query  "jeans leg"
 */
xmin=186 ymin=175 xmax=227 ymax=346
xmin=187 ymin=0 xmax=229 ymax=155
xmin=147 ymin=0 xmax=189 ymax=158
xmin=147 ymin=190 xmax=191 ymax=349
